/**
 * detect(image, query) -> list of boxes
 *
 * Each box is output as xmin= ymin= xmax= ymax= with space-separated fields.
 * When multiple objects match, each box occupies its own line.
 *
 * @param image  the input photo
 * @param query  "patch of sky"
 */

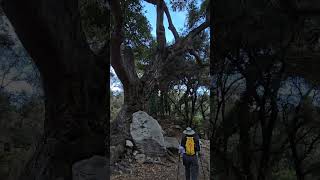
xmin=277 ymin=77 xmax=313 ymax=108
xmin=312 ymin=90 xmax=320 ymax=107
xmin=142 ymin=0 xmax=203 ymax=43
xmin=110 ymin=66 xmax=123 ymax=93
xmin=197 ymin=86 xmax=209 ymax=95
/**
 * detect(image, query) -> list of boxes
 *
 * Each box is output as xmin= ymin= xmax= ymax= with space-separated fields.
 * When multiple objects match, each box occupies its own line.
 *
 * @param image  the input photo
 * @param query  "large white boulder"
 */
xmin=130 ymin=111 xmax=166 ymax=156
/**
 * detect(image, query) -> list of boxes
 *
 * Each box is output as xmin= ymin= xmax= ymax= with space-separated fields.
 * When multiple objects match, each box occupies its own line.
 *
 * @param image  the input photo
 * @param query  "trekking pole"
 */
xmin=199 ymin=152 xmax=206 ymax=179
xmin=177 ymin=138 xmax=183 ymax=180
xmin=176 ymin=153 xmax=180 ymax=180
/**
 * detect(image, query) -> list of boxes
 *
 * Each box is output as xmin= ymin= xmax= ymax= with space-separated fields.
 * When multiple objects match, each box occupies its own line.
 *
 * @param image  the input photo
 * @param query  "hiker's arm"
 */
xmin=179 ymin=135 xmax=186 ymax=154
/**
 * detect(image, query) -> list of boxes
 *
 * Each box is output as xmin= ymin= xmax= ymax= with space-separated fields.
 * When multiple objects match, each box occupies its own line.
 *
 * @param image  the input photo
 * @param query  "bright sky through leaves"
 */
xmin=142 ymin=0 xmax=187 ymax=43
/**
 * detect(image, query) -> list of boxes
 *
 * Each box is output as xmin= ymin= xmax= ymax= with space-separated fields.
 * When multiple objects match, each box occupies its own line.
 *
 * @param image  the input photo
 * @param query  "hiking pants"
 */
xmin=182 ymin=154 xmax=198 ymax=180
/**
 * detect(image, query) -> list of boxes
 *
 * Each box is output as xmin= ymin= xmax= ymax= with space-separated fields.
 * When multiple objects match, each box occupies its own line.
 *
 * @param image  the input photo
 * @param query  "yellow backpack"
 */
xmin=185 ymin=136 xmax=195 ymax=155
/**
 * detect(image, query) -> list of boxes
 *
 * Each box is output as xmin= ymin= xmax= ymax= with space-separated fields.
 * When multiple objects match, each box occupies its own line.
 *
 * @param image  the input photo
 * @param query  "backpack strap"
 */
xmin=181 ymin=134 xmax=187 ymax=150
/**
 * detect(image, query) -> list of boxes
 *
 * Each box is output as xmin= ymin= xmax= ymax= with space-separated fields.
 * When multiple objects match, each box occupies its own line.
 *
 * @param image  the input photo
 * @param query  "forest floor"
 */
xmin=111 ymin=118 xmax=210 ymax=180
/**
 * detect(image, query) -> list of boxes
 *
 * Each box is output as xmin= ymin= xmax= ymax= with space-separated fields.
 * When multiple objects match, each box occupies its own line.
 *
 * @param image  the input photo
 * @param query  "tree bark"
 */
xmin=238 ymin=86 xmax=254 ymax=180
xmin=2 ymin=0 xmax=109 ymax=179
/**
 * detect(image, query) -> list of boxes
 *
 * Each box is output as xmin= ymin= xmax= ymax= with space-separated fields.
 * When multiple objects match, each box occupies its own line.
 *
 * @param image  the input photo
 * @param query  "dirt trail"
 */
xmin=111 ymin=139 xmax=210 ymax=180
xmin=111 ymin=119 xmax=210 ymax=180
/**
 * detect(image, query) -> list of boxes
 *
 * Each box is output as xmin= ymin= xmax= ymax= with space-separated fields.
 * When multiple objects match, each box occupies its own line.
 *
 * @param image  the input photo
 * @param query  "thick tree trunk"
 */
xmin=288 ymin=128 xmax=305 ymax=180
xmin=21 ymin=72 xmax=107 ymax=179
xmin=109 ymin=79 xmax=153 ymax=164
xmin=238 ymin=88 xmax=254 ymax=180
xmin=110 ymin=83 xmax=145 ymax=142
xmin=2 ymin=0 xmax=109 ymax=179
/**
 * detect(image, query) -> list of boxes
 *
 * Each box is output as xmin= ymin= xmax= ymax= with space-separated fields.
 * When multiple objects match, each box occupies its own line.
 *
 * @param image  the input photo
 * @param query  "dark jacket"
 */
xmin=181 ymin=133 xmax=200 ymax=154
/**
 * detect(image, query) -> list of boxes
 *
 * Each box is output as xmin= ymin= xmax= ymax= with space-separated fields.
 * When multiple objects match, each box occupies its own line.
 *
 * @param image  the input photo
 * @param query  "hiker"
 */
xmin=178 ymin=127 xmax=200 ymax=180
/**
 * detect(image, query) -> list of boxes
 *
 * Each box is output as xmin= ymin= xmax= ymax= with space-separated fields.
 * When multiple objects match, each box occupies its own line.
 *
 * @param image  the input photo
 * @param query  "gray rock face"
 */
xmin=72 ymin=155 xmax=108 ymax=180
xmin=164 ymin=136 xmax=180 ymax=152
xmin=130 ymin=111 xmax=166 ymax=156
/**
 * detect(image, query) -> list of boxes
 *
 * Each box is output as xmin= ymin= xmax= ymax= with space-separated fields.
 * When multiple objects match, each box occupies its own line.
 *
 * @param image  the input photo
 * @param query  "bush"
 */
xmin=272 ymin=168 xmax=297 ymax=180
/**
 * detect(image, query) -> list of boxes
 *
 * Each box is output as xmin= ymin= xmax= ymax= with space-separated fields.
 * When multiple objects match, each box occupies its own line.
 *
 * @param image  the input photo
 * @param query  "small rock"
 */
xmin=143 ymin=156 xmax=161 ymax=164
xmin=133 ymin=150 xmax=139 ymax=156
xmin=135 ymin=154 xmax=146 ymax=163
xmin=145 ymin=156 xmax=153 ymax=163
xmin=126 ymin=140 xmax=134 ymax=148
xmin=154 ymin=157 xmax=161 ymax=163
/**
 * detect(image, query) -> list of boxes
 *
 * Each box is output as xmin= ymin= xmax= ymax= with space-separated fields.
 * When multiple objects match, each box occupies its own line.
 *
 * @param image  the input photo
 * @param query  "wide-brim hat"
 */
xmin=183 ymin=127 xmax=195 ymax=135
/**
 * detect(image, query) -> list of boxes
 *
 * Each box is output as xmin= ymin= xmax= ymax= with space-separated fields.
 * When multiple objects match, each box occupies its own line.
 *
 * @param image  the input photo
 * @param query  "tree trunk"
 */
xmin=109 ymin=76 xmax=156 ymax=164
xmin=289 ymin=128 xmax=305 ymax=180
xmin=109 ymin=46 xmax=157 ymax=160
xmin=160 ymin=90 xmax=165 ymax=118
xmin=110 ymin=82 xmax=145 ymax=143
xmin=238 ymin=89 xmax=254 ymax=180
xmin=21 ymin=72 xmax=107 ymax=179
xmin=2 ymin=0 xmax=109 ymax=179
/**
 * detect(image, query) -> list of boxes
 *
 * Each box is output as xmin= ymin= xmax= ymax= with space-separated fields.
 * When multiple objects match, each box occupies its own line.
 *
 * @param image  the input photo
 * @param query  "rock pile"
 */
xmin=112 ymin=111 xmax=182 ymax=176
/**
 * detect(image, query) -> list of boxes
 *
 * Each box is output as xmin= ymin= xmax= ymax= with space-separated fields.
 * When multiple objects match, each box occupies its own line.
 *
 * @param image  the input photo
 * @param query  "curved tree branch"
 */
xmin=167 ymin=20 xmax=210 ymax=60
xmin=156 ymin=0 xmax=166 ymax=51
xmin=144 ymin=0 xmax=179 ymax=41
xmin=162 ymin=1 xmax=179 ymax=41
xmin=144 ymin=0 xmax=157 ymax=5
xmin=185 ymin=20 xmax=210 ymax=41
xmin=110 ymin=0 xmax=139 ymax=90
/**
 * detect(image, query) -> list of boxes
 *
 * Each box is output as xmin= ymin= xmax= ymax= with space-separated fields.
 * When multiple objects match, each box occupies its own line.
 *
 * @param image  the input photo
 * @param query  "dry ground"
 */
xmin=111 ymin=139 xmax=210 ymax=180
